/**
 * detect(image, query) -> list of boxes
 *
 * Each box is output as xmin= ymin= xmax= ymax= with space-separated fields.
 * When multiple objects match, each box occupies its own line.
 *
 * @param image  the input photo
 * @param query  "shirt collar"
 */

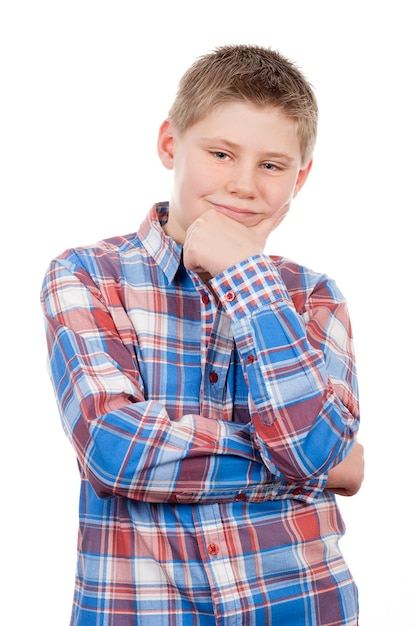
xmin=137 ymin=202 xmax=183 ymax=284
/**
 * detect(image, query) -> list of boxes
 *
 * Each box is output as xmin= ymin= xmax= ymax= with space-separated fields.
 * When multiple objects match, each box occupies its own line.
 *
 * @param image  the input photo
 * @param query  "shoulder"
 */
xmin=270 ymin=255 xmax=346 ymax=312
xmin=51 ymin=232 xmax=143 ymax=278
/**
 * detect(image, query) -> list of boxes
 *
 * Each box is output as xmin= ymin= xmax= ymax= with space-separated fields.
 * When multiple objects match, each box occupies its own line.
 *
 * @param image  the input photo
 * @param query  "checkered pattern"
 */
xmin=41 ymin=203 xmax=360 ymax=625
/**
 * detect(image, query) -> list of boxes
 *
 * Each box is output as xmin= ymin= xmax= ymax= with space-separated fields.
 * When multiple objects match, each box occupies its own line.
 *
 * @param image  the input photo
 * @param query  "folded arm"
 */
xmin=41 ymin=255 xmax=326 ymax=504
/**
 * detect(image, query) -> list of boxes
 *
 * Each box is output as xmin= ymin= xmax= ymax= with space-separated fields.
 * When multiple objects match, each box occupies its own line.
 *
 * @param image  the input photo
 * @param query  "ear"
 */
xmin=293 ymin=159 xmax=313 ymax=198
xmin=157 ymin=119 xmax=175 ymax=170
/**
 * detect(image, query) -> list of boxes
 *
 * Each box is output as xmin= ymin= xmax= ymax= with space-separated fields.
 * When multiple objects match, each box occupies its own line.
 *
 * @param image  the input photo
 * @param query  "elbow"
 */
xmin=252 ymin=390 xmax=359 ymax=483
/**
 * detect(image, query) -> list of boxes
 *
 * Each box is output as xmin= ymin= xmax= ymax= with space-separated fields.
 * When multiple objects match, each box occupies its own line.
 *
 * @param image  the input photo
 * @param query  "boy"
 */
xmin=41 ymin=44 xmax=364 ymax=625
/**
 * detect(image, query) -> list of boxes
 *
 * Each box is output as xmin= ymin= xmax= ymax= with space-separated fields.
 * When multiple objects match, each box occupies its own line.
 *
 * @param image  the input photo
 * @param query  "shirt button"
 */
xmin=293 ymin=487 xmax=303 ymax=496
xmin=247 ymin=354 xmax=255 ymax=364
xmin=207 ymin=543 xmax=219 ymax=556
xmin=225 ymin=291 xmax=235 ymax=302
xmin=235 ymin=493 xmax=246 ymax=501
xmin=209 ymin=371 xmax=218 ymax=383
xmin=202 ymin=294 xmax=210 ymax=305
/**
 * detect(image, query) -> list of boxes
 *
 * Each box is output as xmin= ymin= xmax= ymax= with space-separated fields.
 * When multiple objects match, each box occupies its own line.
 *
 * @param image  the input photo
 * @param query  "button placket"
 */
xmin=201 ymin=311 xmax=232 ymax=409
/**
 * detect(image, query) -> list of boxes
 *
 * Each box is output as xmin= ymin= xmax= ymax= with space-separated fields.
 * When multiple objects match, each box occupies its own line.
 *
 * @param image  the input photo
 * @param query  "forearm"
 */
xmin=86 ymin=402 xmax=326 ymax=503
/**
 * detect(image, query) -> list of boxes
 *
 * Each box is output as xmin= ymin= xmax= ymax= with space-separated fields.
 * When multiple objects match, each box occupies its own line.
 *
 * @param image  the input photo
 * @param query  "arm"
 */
xmin=185 ymin=210 xmax=360 ymax=482
xmin=210 ymin=254 xmax=359 ymax=482
xmin=41 ymin=255 xmax=325 ymax=504
xmin=326 ymin=441 xmax=364 ymax=496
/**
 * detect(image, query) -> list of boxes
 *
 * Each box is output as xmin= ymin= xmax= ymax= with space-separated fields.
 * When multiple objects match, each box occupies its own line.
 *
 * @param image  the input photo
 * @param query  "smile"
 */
xmin=211 ymin=203 xmax=258 ymax=220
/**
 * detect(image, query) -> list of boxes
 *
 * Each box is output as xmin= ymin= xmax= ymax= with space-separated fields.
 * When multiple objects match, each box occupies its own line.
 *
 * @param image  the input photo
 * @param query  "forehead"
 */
xmin=185 ymin=101 xmax=302 ymax=157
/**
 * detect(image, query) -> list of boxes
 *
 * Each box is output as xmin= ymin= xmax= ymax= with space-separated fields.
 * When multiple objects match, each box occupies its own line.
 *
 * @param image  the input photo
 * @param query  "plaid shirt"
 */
xmin=41 ymin=203 xmax=360 ymax=625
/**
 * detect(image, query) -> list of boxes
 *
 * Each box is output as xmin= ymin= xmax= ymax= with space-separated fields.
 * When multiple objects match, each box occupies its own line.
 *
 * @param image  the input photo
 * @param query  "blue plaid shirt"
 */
xmin=41 ymin=203 xmax=360 ymax=625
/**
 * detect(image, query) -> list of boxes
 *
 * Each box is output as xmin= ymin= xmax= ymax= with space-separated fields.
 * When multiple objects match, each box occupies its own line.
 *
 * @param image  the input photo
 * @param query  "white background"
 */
xmin=1 ymin=1 xmax=415 ymax=623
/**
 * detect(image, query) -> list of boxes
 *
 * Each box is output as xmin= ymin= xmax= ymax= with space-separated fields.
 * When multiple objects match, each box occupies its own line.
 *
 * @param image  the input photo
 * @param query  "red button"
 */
xmin=208 ymin=543 xmax=219 ymax=556
xmin=202 ymin=294 xmax=210 ymax=305
xmin=247 ymin=354 xmax=255 ymax=364
xmin=236 ymin=493 xmax=246 ymax=501
xmin=209 ymin=372 xmax=218 ymax=383
xmin=225 ymin=291 xmax=235 ymax=301
xmin=293 ymin=487 xmax=303 ymax=496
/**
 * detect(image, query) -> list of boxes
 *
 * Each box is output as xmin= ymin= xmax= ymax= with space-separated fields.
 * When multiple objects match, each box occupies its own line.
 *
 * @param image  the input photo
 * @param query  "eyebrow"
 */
xmin=199 ymin=137 xmax=296 ymax=163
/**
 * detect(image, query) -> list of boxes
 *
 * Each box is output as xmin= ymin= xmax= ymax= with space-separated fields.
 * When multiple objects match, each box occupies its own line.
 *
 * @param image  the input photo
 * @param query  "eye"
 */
xmin=262 ymin=162 xmax=282 ymax=171
xmin=211 ymin=151 xmax=230 ymax=160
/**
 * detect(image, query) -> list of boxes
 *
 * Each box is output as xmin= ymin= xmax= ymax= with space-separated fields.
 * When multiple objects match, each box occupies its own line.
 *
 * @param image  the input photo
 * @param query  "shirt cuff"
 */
xmin=210 ymin=255 xmax=292 ymax=319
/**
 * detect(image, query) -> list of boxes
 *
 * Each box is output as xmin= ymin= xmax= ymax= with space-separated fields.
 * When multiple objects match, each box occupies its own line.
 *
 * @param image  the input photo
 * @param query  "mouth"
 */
xmin=210 ymin=202 xmax=258 ymax=221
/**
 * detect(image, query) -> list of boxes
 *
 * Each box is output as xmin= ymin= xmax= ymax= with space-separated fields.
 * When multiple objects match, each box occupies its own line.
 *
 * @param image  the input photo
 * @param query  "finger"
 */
xmin=248 ymin=204 xmax=290 ymax=245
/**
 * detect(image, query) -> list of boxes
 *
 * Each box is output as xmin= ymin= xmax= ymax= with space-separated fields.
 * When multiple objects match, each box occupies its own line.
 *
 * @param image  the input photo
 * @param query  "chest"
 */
xmin=123 ymin=272 xmax=250 ymax=423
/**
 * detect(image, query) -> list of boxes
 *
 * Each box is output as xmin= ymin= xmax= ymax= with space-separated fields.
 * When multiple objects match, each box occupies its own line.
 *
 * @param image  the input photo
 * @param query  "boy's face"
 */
xmin=158 ymin=102 xmax=312 ymax=245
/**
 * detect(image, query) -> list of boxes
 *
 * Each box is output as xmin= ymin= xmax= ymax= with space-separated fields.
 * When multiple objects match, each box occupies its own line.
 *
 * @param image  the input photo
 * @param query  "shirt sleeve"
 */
xmin=41 ymin=255 xmax=326 ymax=504
xmin=209 ymin=255 xmax=360 ymax=482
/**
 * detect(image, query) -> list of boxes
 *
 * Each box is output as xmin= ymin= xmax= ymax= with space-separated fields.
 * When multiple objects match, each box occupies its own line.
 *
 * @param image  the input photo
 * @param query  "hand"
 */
xmin=326 ymin=441 xmax=365 ymax=497
xmin=183 ymin=208 xmax=284 ymax=278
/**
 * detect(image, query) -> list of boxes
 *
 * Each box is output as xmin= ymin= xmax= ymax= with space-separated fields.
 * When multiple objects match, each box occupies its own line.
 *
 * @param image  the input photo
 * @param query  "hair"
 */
xmin=168 ymin=44 xmax=318 ymax=166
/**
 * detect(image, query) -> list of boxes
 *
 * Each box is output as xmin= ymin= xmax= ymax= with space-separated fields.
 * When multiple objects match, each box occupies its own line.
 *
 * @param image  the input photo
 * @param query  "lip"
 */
xmin=210 ymin=202 xmax=258 ymax=220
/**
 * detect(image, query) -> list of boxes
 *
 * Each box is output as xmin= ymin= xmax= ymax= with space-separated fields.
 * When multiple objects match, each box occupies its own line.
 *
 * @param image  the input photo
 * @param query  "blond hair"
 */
xmin=168 ymin=44 xmax=318 ymax=166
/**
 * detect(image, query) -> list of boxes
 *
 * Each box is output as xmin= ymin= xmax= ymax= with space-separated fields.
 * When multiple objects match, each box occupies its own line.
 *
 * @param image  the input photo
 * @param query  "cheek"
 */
xmin=271 ymin=179 xmax=299 ymax=206
xmin=180 ymin=161 xmax=209 ymax=194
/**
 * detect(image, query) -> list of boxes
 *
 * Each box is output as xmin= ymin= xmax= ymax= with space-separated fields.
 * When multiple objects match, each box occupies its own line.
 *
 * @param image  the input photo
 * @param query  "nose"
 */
xmin=225 ymin=162 xmax=257 ymax=199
